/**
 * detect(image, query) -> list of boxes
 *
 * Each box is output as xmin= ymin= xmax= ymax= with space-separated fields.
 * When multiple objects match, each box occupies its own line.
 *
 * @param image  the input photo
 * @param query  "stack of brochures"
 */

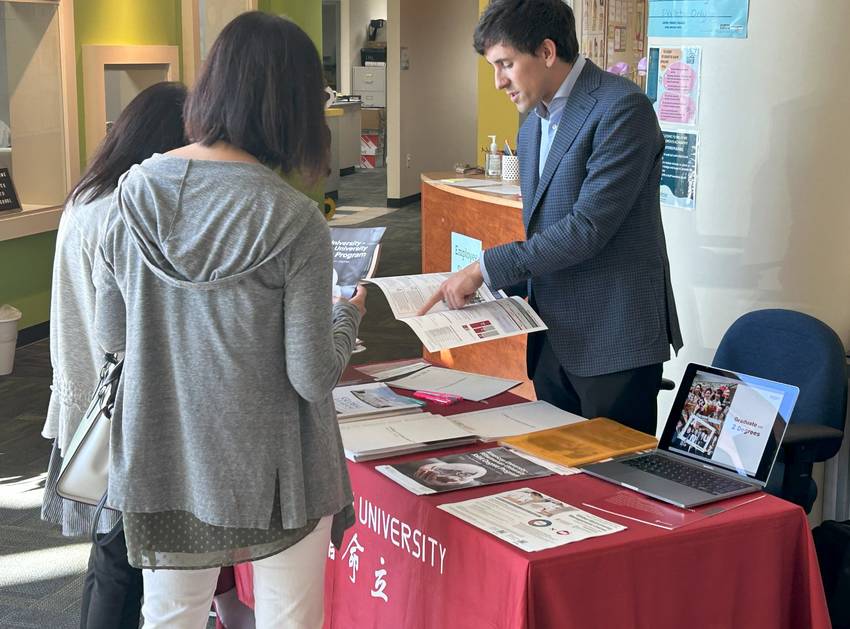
xmin=500 ymin=418 xmax=658 ymax=468
xmin=333 ymin=382 xmax=424 ymax=422
xmin=338 ymin=400 xmax=586 ymax=462
xmin=339 ymin=413 xmax=478 ymax=462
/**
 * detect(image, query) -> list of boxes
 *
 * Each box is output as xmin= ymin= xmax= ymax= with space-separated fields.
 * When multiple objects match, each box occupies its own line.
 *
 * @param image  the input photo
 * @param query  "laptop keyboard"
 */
xmin=623 ymin=454 xmax=753 ymax=496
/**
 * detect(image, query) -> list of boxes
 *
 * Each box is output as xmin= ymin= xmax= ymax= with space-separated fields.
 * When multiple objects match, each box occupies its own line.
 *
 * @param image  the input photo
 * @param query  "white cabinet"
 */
xmin=352 ymin=66 xmax=385 ymax=108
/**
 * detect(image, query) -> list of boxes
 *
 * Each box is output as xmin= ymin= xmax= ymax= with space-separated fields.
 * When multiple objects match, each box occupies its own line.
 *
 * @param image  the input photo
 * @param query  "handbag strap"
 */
xmin=91 ymin=493 xmax=124 ymax=547
xmin=90 ymin=353 xmax=124 ymax=547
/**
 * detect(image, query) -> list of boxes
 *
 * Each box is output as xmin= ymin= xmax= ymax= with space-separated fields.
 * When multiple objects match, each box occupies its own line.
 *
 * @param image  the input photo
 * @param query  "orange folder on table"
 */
xmin=500 ymin=417 xmax=658 ymax=468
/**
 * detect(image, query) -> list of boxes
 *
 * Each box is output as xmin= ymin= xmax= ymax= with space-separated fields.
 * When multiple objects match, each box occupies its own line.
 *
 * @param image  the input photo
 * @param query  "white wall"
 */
xmin=387 ymin=0 xmax=478 ymax=199
xmin=340 ymin=0 xmax=387 ymax=94
xmin=655 ymin=1 xmax=850 ymax=428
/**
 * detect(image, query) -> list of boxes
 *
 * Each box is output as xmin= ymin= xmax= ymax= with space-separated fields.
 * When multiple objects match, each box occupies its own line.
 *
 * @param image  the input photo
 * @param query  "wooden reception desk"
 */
xmin=420 ymin=172 xmax=535 ymax=399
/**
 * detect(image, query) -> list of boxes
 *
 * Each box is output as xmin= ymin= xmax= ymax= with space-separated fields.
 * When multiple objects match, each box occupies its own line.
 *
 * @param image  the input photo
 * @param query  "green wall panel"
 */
xmin=259 ymin=0 xmax=322 ymax=55
xmin=0 ymin=232 xmax=57 ymax=329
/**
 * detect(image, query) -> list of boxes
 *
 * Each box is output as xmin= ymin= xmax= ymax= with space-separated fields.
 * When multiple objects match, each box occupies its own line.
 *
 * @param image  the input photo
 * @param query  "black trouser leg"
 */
xmin=80 ymin=528 xmax=143 ymax=629
xmin=531 ymin=336 xmax=583 ymax=415
xmin=532 ymin=335 xmax=663 ymax=436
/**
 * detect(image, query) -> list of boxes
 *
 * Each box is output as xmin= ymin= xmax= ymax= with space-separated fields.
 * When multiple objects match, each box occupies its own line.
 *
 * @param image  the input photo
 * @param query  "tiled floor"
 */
xmin=0 ymin=166 xmax=421 ymax=627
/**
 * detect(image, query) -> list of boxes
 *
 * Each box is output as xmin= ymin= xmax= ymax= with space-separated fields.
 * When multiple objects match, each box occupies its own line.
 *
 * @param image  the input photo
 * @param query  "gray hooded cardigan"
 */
xmin=93 ymin=154 xmax=360 ymax=531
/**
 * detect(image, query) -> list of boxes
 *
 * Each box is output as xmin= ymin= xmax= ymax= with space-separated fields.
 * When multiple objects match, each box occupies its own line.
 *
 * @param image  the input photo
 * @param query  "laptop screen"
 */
xmin=658 ymin=364 xmax=799 ymax=482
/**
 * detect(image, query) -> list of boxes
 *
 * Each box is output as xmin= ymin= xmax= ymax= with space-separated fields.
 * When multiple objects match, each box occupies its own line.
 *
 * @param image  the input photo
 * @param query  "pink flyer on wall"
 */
xmin=646 ymin=46 xmax=701 ymax=126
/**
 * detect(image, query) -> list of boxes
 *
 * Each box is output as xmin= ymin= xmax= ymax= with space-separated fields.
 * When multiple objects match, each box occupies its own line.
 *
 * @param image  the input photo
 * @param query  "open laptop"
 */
xmin=582 ymin=363 xmax=799 ymax=508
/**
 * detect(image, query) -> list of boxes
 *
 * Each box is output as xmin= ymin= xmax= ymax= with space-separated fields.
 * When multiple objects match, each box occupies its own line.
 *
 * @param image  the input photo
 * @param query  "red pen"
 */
xmin=412 ymin=390 xmax=463 ymax=406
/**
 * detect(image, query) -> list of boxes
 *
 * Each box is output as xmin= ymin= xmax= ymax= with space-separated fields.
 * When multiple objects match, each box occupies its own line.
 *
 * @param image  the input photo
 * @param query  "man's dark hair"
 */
xmin=70 ymin=81 xmax=187 ymax=205
xmin=473 ymin=0 xmax=579 ymax=63
xmin=185 ymin=11 xmax=329 ymax=183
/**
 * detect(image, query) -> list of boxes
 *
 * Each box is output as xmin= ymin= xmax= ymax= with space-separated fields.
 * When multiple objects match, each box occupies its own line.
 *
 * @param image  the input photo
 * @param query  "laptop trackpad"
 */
xmin=584 ymin=461 xmax=716 ymax=508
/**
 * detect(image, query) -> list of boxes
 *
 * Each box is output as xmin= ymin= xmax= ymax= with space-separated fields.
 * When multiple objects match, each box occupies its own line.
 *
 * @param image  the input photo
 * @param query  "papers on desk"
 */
xmin=339 ymin=413 xmax=476 ymax=461
xmin=376 ymin=447 xmax=553 ymax=495
xmin=500 ymin=417 xmax=657 ymax=467
xmin=366 ymin=273 xmax=547 ymax=352
xmin=439 ymin=487 xmax=626 ymax=552
xmin=362 ymin=360 xmax=430 ymax=381
xmin=475 ymin=183 xmax=522 ymax=196
xmin=436 ymin=177 xmax=500 ymax=188
xmin=339 ymin=400 xmax=587 ymax=462
xmin=450 ymin=401 xmax=585 ymax=441
xmin=387 ymin=365 xmax=520 ymax=402
xmin=333 ymin=382 xmax=423 ymax=422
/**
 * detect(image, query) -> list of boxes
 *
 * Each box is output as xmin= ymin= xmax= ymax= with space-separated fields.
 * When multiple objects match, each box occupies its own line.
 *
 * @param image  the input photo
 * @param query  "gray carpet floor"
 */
xmin=0 ymin=166 xmax=420 ymax=627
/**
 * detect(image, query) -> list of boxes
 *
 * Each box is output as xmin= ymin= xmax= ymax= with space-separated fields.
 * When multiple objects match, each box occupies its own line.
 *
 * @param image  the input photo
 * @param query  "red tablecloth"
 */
xmin=234 ymin=393 xmax=830 ymax=629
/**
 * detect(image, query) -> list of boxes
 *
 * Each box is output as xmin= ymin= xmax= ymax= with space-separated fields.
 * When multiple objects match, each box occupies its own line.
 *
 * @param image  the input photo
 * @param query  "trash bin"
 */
xmin=0 ymin=304 xmax=22 ymax=375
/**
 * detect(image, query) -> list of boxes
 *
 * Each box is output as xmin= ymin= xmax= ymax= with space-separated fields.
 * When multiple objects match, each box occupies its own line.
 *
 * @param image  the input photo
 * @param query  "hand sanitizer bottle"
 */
xmin=486 ymin=134 xmax=502 ymax=177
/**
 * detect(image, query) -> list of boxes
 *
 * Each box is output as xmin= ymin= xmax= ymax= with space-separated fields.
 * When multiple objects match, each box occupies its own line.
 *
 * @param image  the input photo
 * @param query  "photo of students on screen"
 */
xmin=671 ymin=378 xmax=736 ymax=457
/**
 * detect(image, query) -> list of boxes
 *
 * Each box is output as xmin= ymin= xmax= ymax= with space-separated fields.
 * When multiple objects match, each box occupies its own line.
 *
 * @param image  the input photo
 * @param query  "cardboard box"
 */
xmin=360 ymin=134 xmax=381 ymax=155
xmin=359 ymin=154 xmax=384 ymax=169
xmin=361 ymin=108 xmax=384 ymax=132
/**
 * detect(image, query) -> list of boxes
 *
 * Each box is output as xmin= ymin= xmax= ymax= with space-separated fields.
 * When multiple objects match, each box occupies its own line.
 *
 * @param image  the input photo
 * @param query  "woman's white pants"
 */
xmin=141 ymin=516 xmax=332 ymax=629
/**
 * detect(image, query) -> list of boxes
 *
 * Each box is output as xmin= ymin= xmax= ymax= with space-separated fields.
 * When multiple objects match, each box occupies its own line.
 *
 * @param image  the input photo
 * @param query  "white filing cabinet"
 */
xmin=352 ymin=66 xmax=386 ymax=108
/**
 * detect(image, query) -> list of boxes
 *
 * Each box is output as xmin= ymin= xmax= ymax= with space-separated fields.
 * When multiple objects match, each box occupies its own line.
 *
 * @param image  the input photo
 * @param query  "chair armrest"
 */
xmin=782 ymin=424 xmax=844 ymax=463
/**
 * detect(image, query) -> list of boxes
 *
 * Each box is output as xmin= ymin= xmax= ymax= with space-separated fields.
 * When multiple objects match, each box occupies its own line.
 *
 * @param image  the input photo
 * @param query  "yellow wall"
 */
xmin=260 ymin=0 xmax=322 ymax=55
xmin=475 ymin=0 xmax=518 ymax=163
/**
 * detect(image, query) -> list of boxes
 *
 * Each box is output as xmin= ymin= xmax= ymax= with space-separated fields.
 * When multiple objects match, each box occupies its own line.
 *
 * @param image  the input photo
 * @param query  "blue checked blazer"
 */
xmin=483 ymin=60 xmax=683 ymax=378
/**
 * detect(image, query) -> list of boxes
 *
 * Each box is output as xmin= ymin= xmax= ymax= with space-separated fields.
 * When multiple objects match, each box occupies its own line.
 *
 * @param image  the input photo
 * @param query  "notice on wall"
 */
xmin=451 ymin=232 xmax=482 ymax=272
xmin=581 ymin=0 xmax=648 ymax=87
xmin=646 ymin=46 xmax=701 ymax=126
xmin=0 ymin=168 xmax=21 ymax=213
xmin=582 ymin=0 xmax=608 ymax=68
xmin=660 ymin=130 xmax=698 ymax=211
xmin=648 ymin=0 xmax=749 ymax=38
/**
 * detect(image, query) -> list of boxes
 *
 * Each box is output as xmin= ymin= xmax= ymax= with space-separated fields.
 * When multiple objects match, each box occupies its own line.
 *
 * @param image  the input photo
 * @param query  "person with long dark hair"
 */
xmin=91 ymin=12 xmax=365 ymax=628
xmin=40 ymin=81 xmax=188 ymax=629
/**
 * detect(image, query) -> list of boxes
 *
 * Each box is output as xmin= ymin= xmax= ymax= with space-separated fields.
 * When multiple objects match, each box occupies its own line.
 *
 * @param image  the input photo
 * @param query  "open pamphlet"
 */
xmin=333 ymin=382 xmax=423 ymax=422
xmin=438 ymin=487 xmax=626 ymax=552
xmin=385 ymin=365 xmax=520 ymax=402
xmin=448 ymin=401 xmax=585 ymax=441
xmin=366 ymin=273 xmax=547 ymax=352
xmin=330 ymin=226 xmax=385 ymax=299
xmin=376 ymin=447 xmax=553 ymax=495
xmin=582 ymin=489 xmax=767 ymax=531
xmin=500 ymin=418 xmax=658 ymax=467
xmin=338 ymin=400 xmax=586 ymax=462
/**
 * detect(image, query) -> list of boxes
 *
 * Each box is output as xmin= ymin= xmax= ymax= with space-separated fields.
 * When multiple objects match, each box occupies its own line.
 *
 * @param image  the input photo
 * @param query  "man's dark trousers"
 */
xmin=532 ymin=334 xmax=662 ymax=436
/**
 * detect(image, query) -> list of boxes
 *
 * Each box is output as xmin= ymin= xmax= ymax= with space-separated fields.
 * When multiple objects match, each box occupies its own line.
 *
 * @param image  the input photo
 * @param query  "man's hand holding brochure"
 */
xmin=366 ymin=272 xmax=546 ymax=352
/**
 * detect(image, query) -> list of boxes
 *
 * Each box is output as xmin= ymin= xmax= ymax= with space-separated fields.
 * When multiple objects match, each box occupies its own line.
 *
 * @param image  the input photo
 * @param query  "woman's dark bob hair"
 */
xmin=184 ymin=11 xmax=330 ymax=183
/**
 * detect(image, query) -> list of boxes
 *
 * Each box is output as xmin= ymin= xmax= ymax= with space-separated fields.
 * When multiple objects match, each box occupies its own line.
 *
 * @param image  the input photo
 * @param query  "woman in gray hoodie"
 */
xmin=92 ymin=12 xmax=366 ymax=628
xmin=41 ymin=81 xmax=188 ymax=629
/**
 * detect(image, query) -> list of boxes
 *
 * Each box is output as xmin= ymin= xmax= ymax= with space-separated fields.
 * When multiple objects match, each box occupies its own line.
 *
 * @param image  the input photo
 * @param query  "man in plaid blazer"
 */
xmin=421 ymin=0 xmax=682 ymax=435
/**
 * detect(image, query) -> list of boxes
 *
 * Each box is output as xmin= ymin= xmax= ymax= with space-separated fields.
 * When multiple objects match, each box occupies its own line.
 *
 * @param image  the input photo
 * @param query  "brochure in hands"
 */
xmin=366 ymin=273 xmax=547 ymax=352
xmin=330 ymin=226 xmax=385 ymax=299
xmin=376 ymin=447 xmax=553 ymax=495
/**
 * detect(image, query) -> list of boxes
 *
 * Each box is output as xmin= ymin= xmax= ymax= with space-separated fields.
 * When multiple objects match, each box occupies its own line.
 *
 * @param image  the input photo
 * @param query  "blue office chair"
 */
xmin=712 ymin=309 xmax=847 ymax=513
